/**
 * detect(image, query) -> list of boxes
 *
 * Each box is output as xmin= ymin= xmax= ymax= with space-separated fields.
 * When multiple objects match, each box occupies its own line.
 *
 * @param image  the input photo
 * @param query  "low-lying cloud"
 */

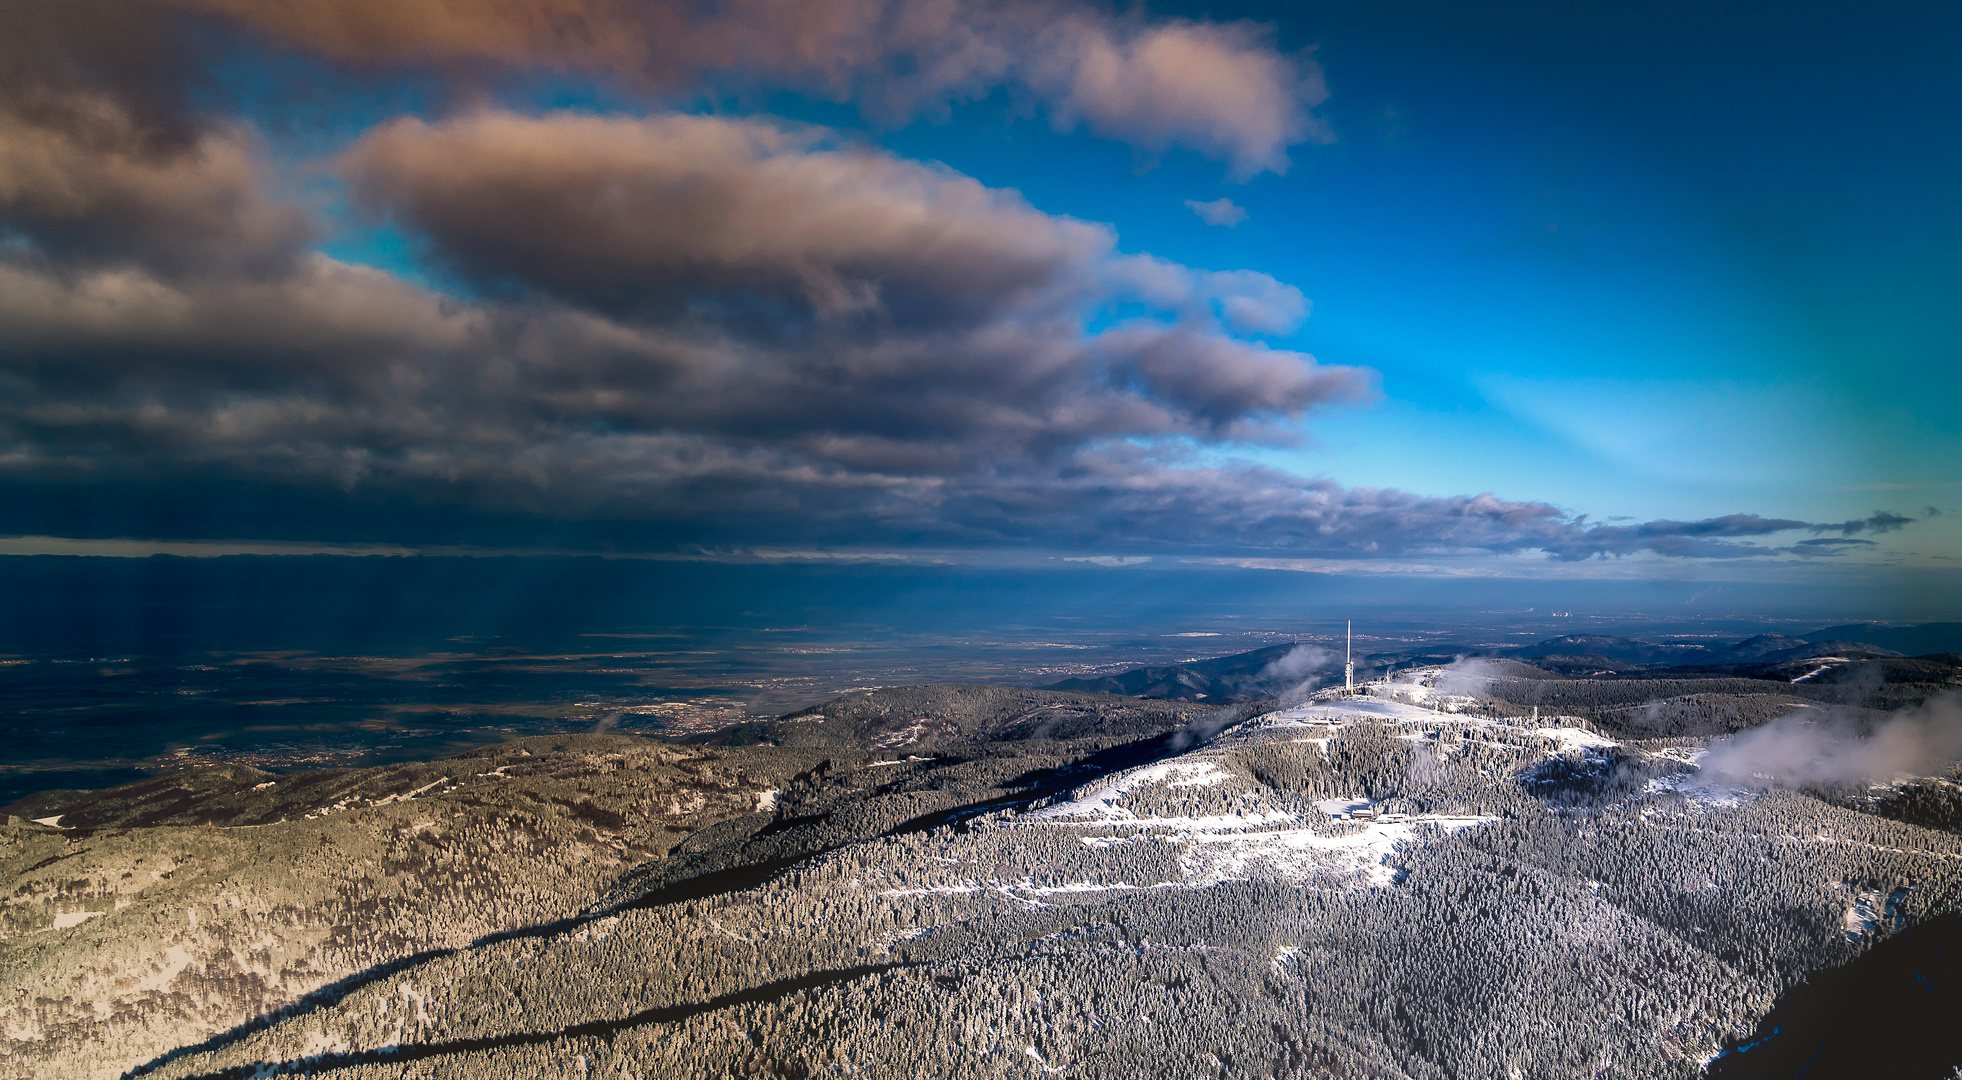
xmin=1262 ymin=644 xmax=1333 ymax=684
xmin=1700 ymin=694 xmax=1962 ymax=787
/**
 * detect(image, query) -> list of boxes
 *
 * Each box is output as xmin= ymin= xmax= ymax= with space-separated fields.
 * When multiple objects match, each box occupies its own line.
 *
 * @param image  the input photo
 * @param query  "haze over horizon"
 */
xmin=2 ymin=0 xmax=1957 ymax=609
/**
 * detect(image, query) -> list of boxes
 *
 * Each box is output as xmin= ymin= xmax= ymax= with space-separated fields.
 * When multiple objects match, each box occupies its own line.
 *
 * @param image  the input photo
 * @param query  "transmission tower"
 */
xmin=1344 ymin=619 xmax=1354 ymax=696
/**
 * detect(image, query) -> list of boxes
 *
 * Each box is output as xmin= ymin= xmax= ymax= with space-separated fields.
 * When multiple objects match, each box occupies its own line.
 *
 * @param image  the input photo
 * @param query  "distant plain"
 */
xmin=2 ymin=555 xmax=1940 ymax=805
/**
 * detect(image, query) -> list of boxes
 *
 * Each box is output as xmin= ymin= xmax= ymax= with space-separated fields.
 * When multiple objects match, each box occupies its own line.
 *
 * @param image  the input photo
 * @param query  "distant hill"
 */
xmin=1511 ymin=632 xmax=1908 ymax=671
xmin=1704 ymin=634 xmax=1817 ymax=662
xmin=691 ymin=685 xmax=1213 ymax=751
xmin=1043 ymin=643 xmax=1304 ymax=701
xmin=1805 ymin=622 xmax=1962 ymax=657
xmin=1513 ymin=635 xmax=1712 ymax=665
xmin=1706 ymin=634 xmax=1899 ymax=664
xmin=1774 ymin=639 xmax=1900 ymax=660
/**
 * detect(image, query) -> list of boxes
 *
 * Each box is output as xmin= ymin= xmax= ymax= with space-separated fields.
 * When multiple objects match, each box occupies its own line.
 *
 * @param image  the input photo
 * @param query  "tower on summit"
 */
xmin=1345 ymin=620 xmax=1355 ymax=696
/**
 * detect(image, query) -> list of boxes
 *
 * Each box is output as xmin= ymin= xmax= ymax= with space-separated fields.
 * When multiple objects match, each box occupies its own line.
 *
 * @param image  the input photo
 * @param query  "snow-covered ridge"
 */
xmin=1030 ymin=760 xmax=1237 ymax=824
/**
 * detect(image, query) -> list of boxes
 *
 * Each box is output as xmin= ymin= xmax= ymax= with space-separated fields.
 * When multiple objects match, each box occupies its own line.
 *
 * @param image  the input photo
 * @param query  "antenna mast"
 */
xmin=1344 ymin=620 xmax=1354 ymax=696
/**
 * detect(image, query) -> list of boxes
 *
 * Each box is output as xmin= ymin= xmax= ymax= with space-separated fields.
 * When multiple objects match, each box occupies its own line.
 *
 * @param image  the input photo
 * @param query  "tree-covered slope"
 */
xmin=84 ymin=680 xmax=1962 ymax=1080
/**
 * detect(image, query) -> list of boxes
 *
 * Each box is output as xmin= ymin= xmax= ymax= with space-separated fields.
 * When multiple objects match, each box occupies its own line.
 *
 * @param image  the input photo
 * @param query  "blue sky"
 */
xmin=852 ymin=1 xmax=1962 ymax=531
xmin=0 ymin=0 xmax=1954 ymax=586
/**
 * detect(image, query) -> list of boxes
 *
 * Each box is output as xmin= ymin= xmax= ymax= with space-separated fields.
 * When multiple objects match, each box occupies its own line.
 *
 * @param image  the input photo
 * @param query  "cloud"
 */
xmin=1700 ymin=694 xmax=1962 ymax=787
xmin=0 ymin=0 xmax=201 ymax=138
xmin=1103 ymin=257 xmax=1307 ymax=334
xmin=340 ymin=111 xmax=1110 ymax=325
xmin=1540 ymin=513 xmax=1815 ymax=560
xmin=0 ymin=89 xmax=1918 ymax=566
xmin=0 ymin=105 xmax=1380 ymax=548
xmin=0 ymin=238 xmax=1892 ymax=562
xmin=173 ymin=0 xmax=1324 ymax=176
xmin=1185 ymin=197 xmax=1248 ymax=227
xmin=1790 ymin=537 xmax=1877 ymax=557
xmin=0 ymin=96 xmax=312 ymax=278
xmin=1260 ymin=644 xmax=1331 ymax=683
xmin=1814 ymin=510 xmax=1916 ymax=535
xmin=0 ymin=7 xmax=1898 ymax=567
xmin=1022 ymin=15 xmax=1329 ymax=178
xmin=1095 ymin=328 xmax=1361 ymax=435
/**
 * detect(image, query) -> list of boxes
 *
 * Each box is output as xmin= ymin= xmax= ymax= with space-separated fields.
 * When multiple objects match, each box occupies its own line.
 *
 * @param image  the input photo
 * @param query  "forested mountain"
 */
xmin=5 ymin=671 xmax=1961 ymax=1078
xmin=1043 ymin=643 xmax=1302 ymax=700
xmin=1804 ymin=623 xmax=1962 ymax=656
xmin=1046 ymin=633 xmax=1960 ymax=708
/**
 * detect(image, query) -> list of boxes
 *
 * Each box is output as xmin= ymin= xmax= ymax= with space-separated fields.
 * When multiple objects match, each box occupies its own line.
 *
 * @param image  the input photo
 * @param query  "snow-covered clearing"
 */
xmin=1257 ymin=697 xmax=1459 ymax=727
xmin=370 ymin=778 xmax=450 ymax=807
xmin=1791 ymin=659 xmax=1847 ymax=684
xmin=1841 ymin=885 xmax=1906 ymax=942
xmin=1535 ymin=727 xmax=1618 ymax=752
xmin=872 ymin=723 xmax=928 ymax=749
xmin=1030 ymin=760 xmax=1237 ymax=823
xmin=1643 ymin=772 xmax=1754 ymax=807
xmin=1050 ymin=810 xmax=1297 ymax=831
xmin=881 ymin=879 xmax=1149 ymax=902
xmin=1169 ymin=816 xmax=1498 ymax=888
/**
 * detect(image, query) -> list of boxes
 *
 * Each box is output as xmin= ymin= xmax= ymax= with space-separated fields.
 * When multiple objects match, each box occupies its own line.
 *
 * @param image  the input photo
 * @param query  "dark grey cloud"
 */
xmin=1528 ymin=514 xmax=1796 ymax=560
xmin=0 ymin=102 xmax=1915 ymax=563
xmin=1814 ymin=510 xmax=1916 ymax=536
xmin=0 ymin=98 xmax=313 ymax=279
xmin=340 ymin=112 xmax=1111 ymax=327
xmin=0 ymin=0 xmax=199 ymax=138
xmin=331 ymin=110 xmax=1363 ymax=452
xmin=0 ymin=244 xmax=1897 ymax=561
xmin=0 ymin=2 xmax=313 ymax=280
xmin=0 ymin=4 xmax=1912 ymax=566
xmin=1789 ymin=537 xmax=1878 ymax=557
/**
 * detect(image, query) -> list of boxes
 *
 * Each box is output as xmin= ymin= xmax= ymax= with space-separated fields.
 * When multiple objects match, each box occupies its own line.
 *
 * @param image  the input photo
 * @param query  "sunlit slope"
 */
xmin=113 ymin=679 xmax=1962 ymax=1080
xmin=1 ymin=693 xmax=1207 ymax=1079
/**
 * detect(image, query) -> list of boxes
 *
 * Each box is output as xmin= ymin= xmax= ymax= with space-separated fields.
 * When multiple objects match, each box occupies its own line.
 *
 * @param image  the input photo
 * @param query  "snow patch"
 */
xmin=1030 ymin=760 xmax=1236 ymax=822
xmin=1173 ymin=816 xmax=1496 ymax=888
xmin=1535 ymin=727 xmax=1618 ymax=752
xmin=369 ymin=778 xmax=449 ymax=807
xmin=872 ymin=722 xmax=928 ymax=749
xmin=1313 ymin=797 xmax=1374 ymax=819
xmin=1842 ymin=884 xmax=1908 ymax=942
